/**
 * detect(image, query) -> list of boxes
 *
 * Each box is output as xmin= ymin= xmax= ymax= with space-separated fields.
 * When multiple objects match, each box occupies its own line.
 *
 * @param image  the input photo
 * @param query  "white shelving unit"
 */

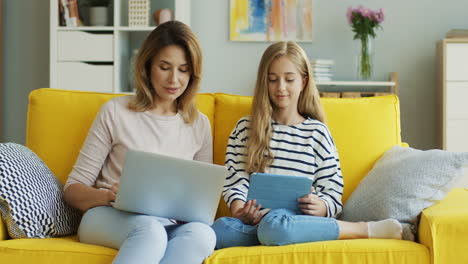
xmin=50 ymin=0 xmax=190 ymax=93
xmin=438 ymin=38 xmax=468 ymax=151
xmin=316 ymin=81 xmax=396 ymax=87
xmin=316 ymin=72 xmax=399 ymax=98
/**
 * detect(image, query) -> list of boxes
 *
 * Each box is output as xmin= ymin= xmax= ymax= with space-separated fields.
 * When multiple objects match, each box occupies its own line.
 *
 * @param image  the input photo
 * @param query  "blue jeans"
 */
xmin=79 ymin=206 xmax=216 ymax=264
xmin=212 ymin=208 xmax=339 ymax=249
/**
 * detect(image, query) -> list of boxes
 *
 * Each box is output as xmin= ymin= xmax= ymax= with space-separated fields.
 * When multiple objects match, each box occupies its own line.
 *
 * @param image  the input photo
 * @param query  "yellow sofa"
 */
xmin=1 ymin=88 xmax=467 ymax=264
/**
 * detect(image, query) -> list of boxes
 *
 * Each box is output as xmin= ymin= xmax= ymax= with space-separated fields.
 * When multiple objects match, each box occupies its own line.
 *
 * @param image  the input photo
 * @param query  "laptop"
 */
xmin=247 ymin=173 xmax=313 ymax=214
xmin=113 ymin=149 xmax=227 ymax=225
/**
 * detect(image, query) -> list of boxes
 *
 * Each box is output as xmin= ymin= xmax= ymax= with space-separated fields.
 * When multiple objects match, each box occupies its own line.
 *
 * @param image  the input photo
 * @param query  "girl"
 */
xmin=64 ymin=21 xmax=215 ymax=263
xmin=212 ymin=41 xmax=402 ymax=249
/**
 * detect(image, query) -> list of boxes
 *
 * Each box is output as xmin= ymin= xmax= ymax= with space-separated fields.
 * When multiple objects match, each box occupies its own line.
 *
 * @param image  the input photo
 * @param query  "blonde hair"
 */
xmin=246 ymin=41 xmax=326 ymax=173
xmin=128 ymin=21 xmax=202 ymax=123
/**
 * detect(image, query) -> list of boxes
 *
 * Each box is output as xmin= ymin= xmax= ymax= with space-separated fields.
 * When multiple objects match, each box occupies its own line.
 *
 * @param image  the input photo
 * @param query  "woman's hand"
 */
xmin=64 ymin=182 xmax=119 ymax=213
xmin=297 ymin=187 xmax=327 ymax=217
xmin=104 ymin=182 xmax=119 ymax=206
xmin=232 ymin=200 xmax=266 ymax=225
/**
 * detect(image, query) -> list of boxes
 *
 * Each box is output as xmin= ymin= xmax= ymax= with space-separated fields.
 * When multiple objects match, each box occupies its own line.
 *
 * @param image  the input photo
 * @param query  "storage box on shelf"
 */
xmin=50 ymin=0 xmax=190 ymax=94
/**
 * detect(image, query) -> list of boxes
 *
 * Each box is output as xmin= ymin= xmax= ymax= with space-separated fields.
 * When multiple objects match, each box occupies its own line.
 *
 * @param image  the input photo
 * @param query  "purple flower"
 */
xmin=347 ymin=6 xmax=385 ymax=39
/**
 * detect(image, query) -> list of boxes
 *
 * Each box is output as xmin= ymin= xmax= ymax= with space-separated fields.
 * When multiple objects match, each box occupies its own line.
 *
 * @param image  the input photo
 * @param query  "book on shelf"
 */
xmin=310 ymin=59 xmax=335 ymax=65
xmin=314 ymin=76 xmax=333 ymax=81
xmin=314 ymin=73 xmax=333 ymax=78
xmin=60 ymin=0 xmax=81 ymax=27
xmin=313 ymin=67 xmax=332 ymax=73
xmin=58 ymin=0 xmax=65 ymax=26
xmin=446 ymin=29 xmax=468 ymax=38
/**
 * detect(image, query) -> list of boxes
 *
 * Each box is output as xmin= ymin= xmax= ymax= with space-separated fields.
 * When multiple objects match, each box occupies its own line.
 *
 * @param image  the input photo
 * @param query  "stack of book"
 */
xmin=311 ymin=59 xmax=334 ymax=81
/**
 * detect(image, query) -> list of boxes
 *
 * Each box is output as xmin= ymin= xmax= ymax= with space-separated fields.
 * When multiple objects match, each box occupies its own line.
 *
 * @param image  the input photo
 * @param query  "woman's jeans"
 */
xmin=79 ymin=206 xmax=216 ymax=264
xmin=212 ymin=208 xmax=339 ymax=249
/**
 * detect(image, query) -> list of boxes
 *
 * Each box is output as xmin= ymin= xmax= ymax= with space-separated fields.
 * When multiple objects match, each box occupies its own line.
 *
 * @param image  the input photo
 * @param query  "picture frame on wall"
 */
xmin=230 ymin=0 xmax=313 ymax=42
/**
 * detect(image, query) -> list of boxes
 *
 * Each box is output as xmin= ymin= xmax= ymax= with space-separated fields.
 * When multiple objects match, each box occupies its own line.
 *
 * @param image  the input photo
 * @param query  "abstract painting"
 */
xmin=230 ymin=0 xmax=313 ymax=42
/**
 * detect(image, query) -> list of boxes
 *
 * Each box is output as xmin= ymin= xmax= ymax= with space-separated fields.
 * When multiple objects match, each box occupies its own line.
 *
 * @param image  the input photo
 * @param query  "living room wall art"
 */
xmin=230 ymin=0 xmax=313 ymax=42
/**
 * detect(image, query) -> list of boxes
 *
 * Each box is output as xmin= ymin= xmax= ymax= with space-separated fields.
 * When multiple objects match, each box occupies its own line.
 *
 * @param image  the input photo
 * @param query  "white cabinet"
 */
xmin=58 ymin=62 xmax=113 ymax=92
xmin=57 ymin=31 xmax=114 ymax=61
xmin=50 ymin=0 xmax=190 ymax=93
xmin=438 ymin=39 xmax=468 ymax=151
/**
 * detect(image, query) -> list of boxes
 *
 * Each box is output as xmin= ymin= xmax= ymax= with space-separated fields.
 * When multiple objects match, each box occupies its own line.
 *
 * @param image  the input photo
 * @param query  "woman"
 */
xmin=212 ymin=41 xmax=402 ymax=249
xmin=64 ymin=21 xmax=215 ymax=264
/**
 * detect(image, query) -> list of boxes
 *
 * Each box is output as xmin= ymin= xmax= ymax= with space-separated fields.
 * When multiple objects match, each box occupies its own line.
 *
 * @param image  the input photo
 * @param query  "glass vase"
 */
xmin=356 ymin=37 xmax=374 ymax=80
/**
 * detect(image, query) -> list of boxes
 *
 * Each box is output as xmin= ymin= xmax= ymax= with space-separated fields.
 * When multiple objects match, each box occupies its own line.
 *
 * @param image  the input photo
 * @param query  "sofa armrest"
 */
xmin=0 ymin=218 xmax=8 ymax=241
xmin=418 ymin=188 xmax=468 ymax=264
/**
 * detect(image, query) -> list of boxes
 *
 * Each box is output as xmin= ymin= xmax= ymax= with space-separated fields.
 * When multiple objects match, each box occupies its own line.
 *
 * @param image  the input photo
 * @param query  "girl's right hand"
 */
xmin=232 ymin=200 xmax=265 ymax=225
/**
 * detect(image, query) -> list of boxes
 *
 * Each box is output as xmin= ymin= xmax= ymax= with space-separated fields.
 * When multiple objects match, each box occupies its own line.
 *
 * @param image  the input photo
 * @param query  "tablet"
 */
xmin=247 ymin=172 xmax=313 ymax=214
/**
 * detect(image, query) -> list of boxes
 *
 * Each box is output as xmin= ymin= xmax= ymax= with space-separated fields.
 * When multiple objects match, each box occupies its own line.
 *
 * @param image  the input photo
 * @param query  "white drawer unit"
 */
xmin=446 ymin=119 xmax=468 ymax=151
xmin=57 ymin=62 xmax=113 ymax=93
xmin=446 ymin=82 xmax=468 ymax=119
xmin=58 ymin=31 xmax=113 ymax=61
xmin=446 ymin=43 xmax=468 ymax=81
xmin=439 ymin=38 xmax=468 ymax=151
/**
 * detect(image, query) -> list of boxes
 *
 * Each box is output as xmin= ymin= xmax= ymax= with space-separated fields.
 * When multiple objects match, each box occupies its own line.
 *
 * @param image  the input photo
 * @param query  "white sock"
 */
xmin=367 ymin=219 xmax=402 ymax=239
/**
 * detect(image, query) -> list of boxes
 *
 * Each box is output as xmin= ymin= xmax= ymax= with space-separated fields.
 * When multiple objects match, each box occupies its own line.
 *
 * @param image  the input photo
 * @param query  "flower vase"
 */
xmin=356 ymin=37 xmax=374 ymax=80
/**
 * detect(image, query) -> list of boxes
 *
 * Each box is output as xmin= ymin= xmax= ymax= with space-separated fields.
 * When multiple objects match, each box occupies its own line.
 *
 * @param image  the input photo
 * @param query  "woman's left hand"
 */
xmin=297 ymin=187 xmax=327 ymax=217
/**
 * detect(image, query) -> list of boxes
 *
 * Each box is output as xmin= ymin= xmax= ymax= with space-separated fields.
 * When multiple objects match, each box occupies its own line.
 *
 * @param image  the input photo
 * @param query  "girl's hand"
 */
xmin=232 ymin=200 xmax=266 ymax=225
xmin=297 ymin=187 xmax=327 ymax=217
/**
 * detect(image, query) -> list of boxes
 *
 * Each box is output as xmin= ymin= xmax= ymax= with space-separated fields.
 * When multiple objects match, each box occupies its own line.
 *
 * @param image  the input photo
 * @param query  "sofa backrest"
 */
xmin=27 ymin=89 xmax=402 ymax=218
xmin=26 ymin=89 xmax=214 ymax=185
xmin=212 ymin=93 xmax=402 ymax=215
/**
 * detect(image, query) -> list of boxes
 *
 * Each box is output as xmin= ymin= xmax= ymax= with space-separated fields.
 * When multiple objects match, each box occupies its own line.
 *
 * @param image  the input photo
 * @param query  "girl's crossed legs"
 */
xmin=213 ymin=208 xmax=401 ymax=249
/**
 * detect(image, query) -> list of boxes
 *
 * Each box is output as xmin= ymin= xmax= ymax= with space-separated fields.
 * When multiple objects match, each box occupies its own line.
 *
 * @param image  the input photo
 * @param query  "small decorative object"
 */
xmin=347 ymin=6 xmax=385 ymax=80
xmin=129 ymin=0 xmax=150 ymax=27
xmin=153 ymin=8 xmax=173 ymax=26
xmin=89 ymin=6 xmax=107 ymax=26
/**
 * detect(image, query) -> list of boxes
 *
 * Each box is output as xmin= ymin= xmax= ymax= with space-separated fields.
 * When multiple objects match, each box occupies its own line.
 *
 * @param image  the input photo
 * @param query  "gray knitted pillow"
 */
xmin=0 ymin=143 xmax=80 ymax=238
xmin=339 ymin=145 xmax=468 ymax=241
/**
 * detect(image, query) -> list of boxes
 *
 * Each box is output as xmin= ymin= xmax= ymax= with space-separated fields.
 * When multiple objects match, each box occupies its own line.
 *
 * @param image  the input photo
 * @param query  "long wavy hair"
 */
xmin=128 ymin=21 xmax=202 ymax=123
xmin=246 ymin=41 xmax=326 ymax=173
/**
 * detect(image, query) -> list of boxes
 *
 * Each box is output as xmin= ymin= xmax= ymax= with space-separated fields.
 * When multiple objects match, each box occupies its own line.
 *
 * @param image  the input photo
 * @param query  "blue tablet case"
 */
xmin=247 ymin=173 xmax=313 ymax=214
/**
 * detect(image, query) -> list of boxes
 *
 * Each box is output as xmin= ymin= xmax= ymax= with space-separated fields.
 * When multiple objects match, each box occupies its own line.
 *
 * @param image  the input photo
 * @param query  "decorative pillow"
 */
xmin=0 ymin=143 xmax=80 ymax=238
xmin=339 ymin=145 xmax=468 ymax=241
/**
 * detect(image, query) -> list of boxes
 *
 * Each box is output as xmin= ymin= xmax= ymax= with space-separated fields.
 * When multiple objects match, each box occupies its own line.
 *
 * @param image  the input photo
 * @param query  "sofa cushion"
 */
xmin=340 ymin=145 xmax=468 ymax=240
xmin=205 ymin=239 xmax=429 ymax=264
xmin=0 ymin=143 xmax=80 ymax=238
xmin=213 ymin=93 xmax=253 ymax=166
xmin=213 ymin=94 xmax=253 ymax=219
xmin=26 ymin=89 xmax=214 ymax=184
xmin=0 ymin=236 xmax=116 ymax=263
xmin=0 ymin=236 xmax=428 ymax=264
xmin=321 ymin=95 xmax=402 ymax=203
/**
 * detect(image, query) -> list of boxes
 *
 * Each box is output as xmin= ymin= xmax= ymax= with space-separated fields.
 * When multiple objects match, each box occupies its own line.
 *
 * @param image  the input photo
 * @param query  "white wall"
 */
xmin=3 ymin=0 xmax=468 ymax=149
xmin=191 ymin=0 xmax=468 ymax=149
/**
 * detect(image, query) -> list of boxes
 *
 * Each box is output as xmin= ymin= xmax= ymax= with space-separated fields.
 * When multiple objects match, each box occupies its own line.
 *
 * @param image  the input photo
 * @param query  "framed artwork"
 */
xmin=230 ymin=0 xmax=313 ymax=42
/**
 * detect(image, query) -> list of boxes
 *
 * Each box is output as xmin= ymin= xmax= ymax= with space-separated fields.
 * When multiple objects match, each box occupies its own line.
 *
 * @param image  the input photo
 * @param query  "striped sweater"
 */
xmin=223 ymin=116 xmax=344 ymax=218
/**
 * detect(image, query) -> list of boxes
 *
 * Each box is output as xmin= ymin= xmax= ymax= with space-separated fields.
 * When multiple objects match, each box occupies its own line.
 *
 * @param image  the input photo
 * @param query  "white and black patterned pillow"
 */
xmin=0 ymin=143 xmax=81 ymax=238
